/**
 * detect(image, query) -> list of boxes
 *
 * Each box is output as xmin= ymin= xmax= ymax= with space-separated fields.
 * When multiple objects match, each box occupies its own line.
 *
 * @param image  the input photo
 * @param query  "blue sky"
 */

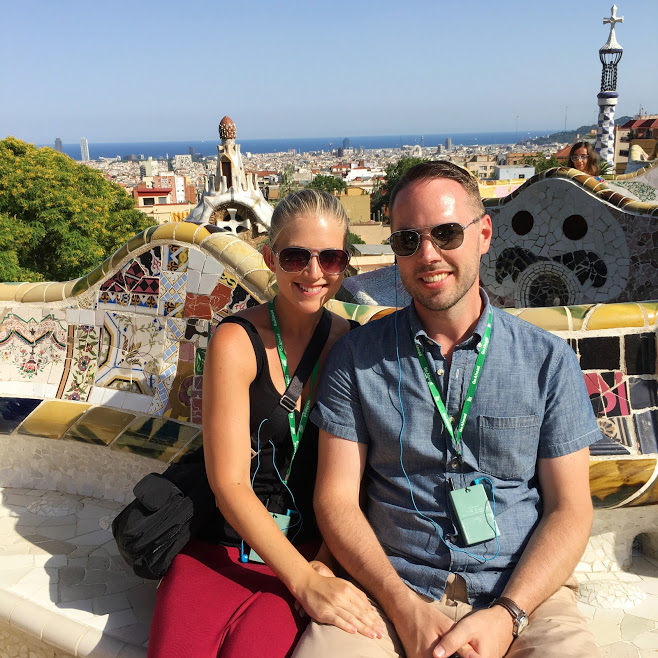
xmin=2 ymin=0 xmax=656 ymax=144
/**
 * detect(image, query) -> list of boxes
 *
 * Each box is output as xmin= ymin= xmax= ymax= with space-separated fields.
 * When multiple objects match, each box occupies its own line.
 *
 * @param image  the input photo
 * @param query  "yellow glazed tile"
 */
xmin=586 ymin=303 xmax=646 ymax=330
xmin=20 ymin=400 xmax=91 ymax=439
xmin=126 ymin=229 xmax=149 ymax=253
xmin=85 ymin=265 xmax=105 ymax=288
xmin=514 ymin=307 xmax=570 ymax=331
xmin=71 ymin=275 xmax=90 ymax=297
xmin=43 ymin=282 xmax=68 ymax=303
xmin=151 ymin=224 xmax=177 ymax=242
xmin=111 ymin=416 xmax=199 ymax=462
xmin=110 ymin=243 xmax=131 ymax=270
xmin=0 ymin=284 xmax=22 ymax=302
xmin=10 ymin=283 xmax=36 ymax=302
xmin=640 ymin=302 xmax=658 ymax=326
xmin=192 ymin=226 xmax=212 ymax=244
xmin=145 ymin=224 xmax=159 ymax=240
xmin=172 ymin=222 xmax=199 ymax=244
xmin=65 ymin=407 xmax=136 ymax=445
xmin=566 ymin=304 xmax=592 ymax=331
xmin=20 ymin=283 xmax=50 ymax=304
xmin=242 ymin=269 xmax=275 ymax=298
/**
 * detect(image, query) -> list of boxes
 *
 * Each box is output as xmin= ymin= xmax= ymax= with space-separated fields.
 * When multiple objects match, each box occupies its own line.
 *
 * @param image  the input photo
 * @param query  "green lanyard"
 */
xmin=411 ymin=309 xmax=492 ymax=463
xmin=269 ymin=299 xmax=319 ymax=480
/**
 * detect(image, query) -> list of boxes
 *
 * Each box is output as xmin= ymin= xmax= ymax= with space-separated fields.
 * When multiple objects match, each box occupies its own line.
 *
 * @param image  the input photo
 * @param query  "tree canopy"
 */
xmin=370 ymin=156 xmax=427 ymax=222
xmin=522 ymin=154 xmax=560 ymax=173
xmin=307 ymin=174 xmax=347 ymax=195
xmin=0 ymin=137 xmax=152 ymax=282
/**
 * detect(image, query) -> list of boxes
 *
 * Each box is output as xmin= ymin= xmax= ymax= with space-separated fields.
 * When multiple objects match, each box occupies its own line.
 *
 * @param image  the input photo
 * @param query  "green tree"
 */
xmin=307 ymin=174 xmax=347 ymax=195
xmin=370 ymin=156 xmax=427 ymax=222
xmin=278 ymin=163 xmax=298 ymax=200
xmin=522 ymin=154 xmax=560 ymax=173
xmin=0 ymin=137 xmax=152 ymax=282
xmin=347 ymin=231 xmax=365 ymax=247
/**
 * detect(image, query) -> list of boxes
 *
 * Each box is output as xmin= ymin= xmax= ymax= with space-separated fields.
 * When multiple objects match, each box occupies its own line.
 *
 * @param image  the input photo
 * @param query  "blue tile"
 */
xmin=0 ymin=398 xmax=42 ymax=434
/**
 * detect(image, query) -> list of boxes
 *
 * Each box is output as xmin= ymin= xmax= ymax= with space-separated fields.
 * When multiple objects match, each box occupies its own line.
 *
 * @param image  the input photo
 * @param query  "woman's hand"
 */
xmin=294 ymin=570 xmax=385 ymax=639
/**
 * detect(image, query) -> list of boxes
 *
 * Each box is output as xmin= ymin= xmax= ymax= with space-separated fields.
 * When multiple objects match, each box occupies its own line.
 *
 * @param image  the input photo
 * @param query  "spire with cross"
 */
xmin=602 ymin=5 xmax=624 ymax=51
xmin=595 ymin=5 xmax=625 ymax=168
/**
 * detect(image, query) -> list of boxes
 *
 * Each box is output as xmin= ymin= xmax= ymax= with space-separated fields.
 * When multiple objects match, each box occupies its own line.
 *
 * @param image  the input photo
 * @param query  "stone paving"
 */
xmin=0 ymin=485 xmax=656 ymax=656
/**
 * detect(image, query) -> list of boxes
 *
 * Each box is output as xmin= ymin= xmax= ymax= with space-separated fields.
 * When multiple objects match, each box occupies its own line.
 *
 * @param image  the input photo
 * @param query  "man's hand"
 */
xmin=433 ymin=607 xmax=514 ymax=658
xmin=392 ymin=598 xmax=480 ymax=658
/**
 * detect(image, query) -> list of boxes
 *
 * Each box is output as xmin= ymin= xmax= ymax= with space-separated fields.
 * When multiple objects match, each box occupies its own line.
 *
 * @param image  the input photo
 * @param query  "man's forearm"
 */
xmin=500 ymin=503 xmax=592 ymax=614
xmin=315 ymin=494 xmax=418 ymax=624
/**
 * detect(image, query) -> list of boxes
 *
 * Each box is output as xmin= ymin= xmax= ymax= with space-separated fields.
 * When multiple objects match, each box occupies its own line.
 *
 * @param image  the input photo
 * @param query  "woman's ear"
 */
xmin=262 ymin=245 xmax=276 ymax=273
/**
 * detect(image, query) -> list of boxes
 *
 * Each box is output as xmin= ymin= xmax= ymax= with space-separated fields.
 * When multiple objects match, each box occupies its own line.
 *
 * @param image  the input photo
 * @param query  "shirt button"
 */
xmin=477 ymin=341 xmax=482 ymax=350
xmin=449 ymin=416 xmax=455 ymax=425
xmin=449 ymin=458 xmax=460 ymax=469
xmin=437 ymin=368 xmax=445 ymax=376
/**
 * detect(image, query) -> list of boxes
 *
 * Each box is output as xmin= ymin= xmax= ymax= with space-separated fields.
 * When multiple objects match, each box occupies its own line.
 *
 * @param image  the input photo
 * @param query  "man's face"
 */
xmin=390 ymin=178 xmax=492 ymax=314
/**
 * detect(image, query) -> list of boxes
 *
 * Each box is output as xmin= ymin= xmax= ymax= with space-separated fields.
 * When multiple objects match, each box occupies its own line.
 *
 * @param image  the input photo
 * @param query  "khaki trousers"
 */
xmin=292 ymin=575 xmax=599 ymax=658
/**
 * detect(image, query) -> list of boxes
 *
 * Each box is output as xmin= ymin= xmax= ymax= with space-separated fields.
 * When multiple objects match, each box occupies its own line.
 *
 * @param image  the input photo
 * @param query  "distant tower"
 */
xmin=594 ymin=5 xmax=624 ymax=169
xmin=80 ymin=137 xmax=90 ymax=162
xmin=54 ymin=138 xmax=63 ymax=153
xmin=185 ymin=115 xmax=272 ymax=234
xmin=343 ymin=137 xmax=350 ymax=150
xmin=445 ymin=137 xmax=452 ymax=151
xmin=420 ymin=135 xmax=424 ymax=148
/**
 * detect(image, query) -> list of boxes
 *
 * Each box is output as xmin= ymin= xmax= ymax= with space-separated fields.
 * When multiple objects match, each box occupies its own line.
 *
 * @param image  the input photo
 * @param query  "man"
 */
xmin=293 ymin=162 xmax=600 ymax=658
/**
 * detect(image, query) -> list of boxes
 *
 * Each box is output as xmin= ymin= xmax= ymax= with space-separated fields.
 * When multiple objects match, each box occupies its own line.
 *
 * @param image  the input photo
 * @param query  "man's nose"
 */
xmin=417 ymin=233 xmax=444 ymax=261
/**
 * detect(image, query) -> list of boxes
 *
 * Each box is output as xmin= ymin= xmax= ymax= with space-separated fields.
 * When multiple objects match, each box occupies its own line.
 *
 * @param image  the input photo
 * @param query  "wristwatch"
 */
xmin=490 ymin=596 xmax=529 ymax=637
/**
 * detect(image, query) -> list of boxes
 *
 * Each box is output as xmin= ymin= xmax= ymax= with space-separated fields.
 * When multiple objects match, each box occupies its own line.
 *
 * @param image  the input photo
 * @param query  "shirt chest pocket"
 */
xmin=476 ymin=415 xmax=540 ymax=481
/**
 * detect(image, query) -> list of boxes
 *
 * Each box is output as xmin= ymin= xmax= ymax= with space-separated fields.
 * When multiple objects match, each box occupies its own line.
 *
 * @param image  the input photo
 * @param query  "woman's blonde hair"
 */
xmin=269 ymin=189 xmax=349 ymax=247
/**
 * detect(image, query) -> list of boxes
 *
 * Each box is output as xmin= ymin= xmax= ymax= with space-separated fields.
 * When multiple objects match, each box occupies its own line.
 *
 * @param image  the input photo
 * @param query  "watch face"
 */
xmin=515 ymin=613 xmax=529 ymax=636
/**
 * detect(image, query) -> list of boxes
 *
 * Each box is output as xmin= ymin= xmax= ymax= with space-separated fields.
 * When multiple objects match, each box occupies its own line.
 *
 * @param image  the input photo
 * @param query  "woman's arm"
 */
xmin=202 ymin=321 xmax=382 ymax=638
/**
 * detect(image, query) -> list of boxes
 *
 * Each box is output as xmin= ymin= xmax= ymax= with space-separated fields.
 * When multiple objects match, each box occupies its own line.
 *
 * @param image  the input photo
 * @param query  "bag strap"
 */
xmin=259 ymin=308 xmax=332 ymax=442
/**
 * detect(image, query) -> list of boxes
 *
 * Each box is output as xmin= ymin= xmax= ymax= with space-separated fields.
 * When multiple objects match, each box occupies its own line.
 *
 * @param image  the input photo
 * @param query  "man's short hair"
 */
xmin=389 ymin=161 xmax=485 ymax=226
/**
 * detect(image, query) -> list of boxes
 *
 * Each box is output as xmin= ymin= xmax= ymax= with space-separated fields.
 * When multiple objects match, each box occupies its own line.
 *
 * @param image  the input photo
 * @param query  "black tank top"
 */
xmin=208 ymin=315 xmax=321 ymax=546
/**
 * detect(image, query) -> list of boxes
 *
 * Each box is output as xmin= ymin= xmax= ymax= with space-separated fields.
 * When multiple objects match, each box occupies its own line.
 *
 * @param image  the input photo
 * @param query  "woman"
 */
xmin=568 ymin=141 xmax=600 ymax=176
xmin=148 ymin=189 xmax=382 ymax=657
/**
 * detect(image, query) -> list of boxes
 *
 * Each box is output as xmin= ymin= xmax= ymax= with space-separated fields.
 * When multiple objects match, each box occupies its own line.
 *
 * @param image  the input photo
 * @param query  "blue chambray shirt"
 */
xmin=311 ymin=293 xmax=601 ymax=608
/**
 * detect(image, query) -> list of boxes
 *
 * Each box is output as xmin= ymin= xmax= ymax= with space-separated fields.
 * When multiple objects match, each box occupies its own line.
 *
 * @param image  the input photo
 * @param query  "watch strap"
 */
xmin=490 ymin=596 xmax=527 ymax=637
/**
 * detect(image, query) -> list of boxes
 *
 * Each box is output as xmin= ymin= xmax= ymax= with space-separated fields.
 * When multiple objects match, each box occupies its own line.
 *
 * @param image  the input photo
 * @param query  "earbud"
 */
xmin=239 ymin=541 xmax=249 ymax=562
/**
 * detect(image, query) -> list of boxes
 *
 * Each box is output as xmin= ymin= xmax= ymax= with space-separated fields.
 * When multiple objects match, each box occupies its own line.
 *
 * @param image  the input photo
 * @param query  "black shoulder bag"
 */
xmin=112 ymin=310 xmax=331 ymax=580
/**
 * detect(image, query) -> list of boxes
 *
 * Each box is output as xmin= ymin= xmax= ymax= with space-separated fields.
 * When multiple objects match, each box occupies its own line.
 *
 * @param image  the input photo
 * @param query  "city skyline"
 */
xmin=2 ymin=1 xmax=657 ymax=145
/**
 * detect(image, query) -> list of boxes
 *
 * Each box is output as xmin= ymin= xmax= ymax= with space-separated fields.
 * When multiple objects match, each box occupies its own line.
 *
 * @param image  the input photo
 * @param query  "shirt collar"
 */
xmin=408 ymin=288 xmax=492 ymax=352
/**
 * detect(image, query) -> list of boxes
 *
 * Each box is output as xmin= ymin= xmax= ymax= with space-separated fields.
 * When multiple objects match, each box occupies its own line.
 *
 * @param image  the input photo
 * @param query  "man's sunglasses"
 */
xmin=388 ymin=217 xmax=482 ymax=257
xmin=273 ymin=247 xmax=351 ymax=275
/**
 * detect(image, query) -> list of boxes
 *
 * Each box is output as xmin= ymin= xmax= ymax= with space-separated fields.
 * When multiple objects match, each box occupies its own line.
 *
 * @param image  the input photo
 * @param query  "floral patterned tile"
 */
xmin=95 ymin=312 xmax=165 ymax=395
xmin=0 ymin=312 xmax=67 ymax=383
xmin=59 ymin=325 xmax=100 ymax=402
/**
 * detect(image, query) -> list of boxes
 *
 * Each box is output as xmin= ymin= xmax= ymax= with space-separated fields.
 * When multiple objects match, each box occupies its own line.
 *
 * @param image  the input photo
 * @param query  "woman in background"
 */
xmin=568 ymin=141 xmax=601 ymax=176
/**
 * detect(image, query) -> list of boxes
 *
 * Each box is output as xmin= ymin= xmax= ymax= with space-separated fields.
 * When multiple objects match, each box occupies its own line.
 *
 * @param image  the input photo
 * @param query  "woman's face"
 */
xmin=265 ymin=214 xmax=347 ymax=313
xmin=571 ymin=147 xmax=589 ymax=172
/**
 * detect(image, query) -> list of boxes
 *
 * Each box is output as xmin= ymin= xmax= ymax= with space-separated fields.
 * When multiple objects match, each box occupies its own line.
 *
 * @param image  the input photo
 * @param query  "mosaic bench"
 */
xmin=0 ymin=219 xmax=656 ymax=655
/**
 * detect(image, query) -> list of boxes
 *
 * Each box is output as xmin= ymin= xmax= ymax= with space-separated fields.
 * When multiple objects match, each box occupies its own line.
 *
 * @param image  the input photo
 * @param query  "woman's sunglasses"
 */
xmin=273 ymin=247 xmax=351 ymax=275
xmin=571 ymin=155 xmax=589 ymax=161
xmin=389 ymin=217 xmax=482 ymax=257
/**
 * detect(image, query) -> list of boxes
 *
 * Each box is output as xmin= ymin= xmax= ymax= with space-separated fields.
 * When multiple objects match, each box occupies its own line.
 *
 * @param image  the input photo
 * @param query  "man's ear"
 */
xmin=262 ymin=245 xmax=276 ymax=273
xmin=479 ymin=214 xmax=493 ymax=256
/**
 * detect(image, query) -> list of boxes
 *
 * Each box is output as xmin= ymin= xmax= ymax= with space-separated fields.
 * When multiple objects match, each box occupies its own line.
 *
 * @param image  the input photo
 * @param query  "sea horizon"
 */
xmin=38 ymin=130 xmax=557 ymax=161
